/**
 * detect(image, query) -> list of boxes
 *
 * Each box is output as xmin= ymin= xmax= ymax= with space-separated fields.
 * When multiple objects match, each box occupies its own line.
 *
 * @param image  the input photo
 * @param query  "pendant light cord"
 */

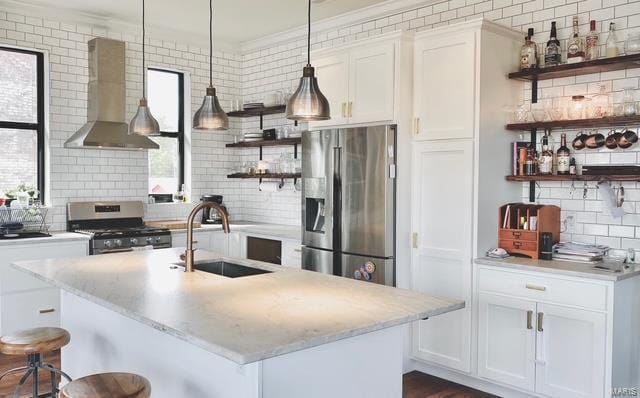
xmin=142 ymin=0 xmax=146 ymax=99
xmin=307 ymin=0 xmax=311 ymax=66
xmin=209 ymin=0 xmax=213 ymax=87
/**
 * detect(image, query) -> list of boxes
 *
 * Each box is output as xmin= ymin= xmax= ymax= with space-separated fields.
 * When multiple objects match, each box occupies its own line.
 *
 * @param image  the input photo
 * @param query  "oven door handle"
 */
xmin=98 ymin=248 xmax=134 ymax=254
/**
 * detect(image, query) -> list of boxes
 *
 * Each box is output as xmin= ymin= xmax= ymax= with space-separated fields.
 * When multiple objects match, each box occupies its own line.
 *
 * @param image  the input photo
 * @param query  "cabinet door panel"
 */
xmin=536 ymin=303 xmax=606 ymax=398
xmin=310 ymin=53 xmax=349 ymax=128
xmin=349 ymin=43 xmax=395 ymax=124
xmin=411 ymin=140 xmax=473 ymax=372
xmin=477 ymin=293 xmax=536 ymax=391
xmin=171 ymin=231 xmax=211 ymax=250
xmin=2 ymin=288 xmax=60 ymax=335
xmin=414 ymin=31 xmax=475 ymax=140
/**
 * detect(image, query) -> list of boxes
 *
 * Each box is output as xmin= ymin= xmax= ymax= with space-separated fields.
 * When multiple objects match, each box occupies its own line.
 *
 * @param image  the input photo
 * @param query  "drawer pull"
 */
xmin=525 ymin=284 xmax=547 ymax=291
xmin=526 ymin=310 xmax=533 ymax=330
xmin=294 ymin=248 xmax=302 ymax=253
xmin=513 ymin=232 xmax=521 ymax=238
xmin=513 ymin=242 xmax=522 ymax=248
xmin=39 ymin=308 xmax=55 ymax=314
xmin=537 ymin=312 xmax=544 ymax=332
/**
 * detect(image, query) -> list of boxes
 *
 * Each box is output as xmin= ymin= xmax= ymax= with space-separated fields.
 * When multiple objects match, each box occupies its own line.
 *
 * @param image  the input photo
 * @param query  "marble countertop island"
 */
xmin=13 ymin=249 xmax=463 ymax=365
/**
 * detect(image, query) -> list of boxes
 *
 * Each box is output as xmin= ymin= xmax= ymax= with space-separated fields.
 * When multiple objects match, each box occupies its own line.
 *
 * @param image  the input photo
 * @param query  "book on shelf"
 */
xmin=511 ymin=141 xmax=529 ymax=175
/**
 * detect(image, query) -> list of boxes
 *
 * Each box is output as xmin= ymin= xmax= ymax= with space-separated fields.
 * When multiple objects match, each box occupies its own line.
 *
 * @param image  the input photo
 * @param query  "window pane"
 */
xmin=0 ymin=49 xmax=37 ymax=123
xmin=147 ymin=70 xmax=179 ymax=132
xmin=149 ymin=136 xmax=180 ymax=194
xmin=0 ymin=129 xmax=38 ymax=197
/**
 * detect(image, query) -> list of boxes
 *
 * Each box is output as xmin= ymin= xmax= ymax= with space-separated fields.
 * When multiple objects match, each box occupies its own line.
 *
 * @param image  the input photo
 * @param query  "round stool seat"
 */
xmin=61 ymin=372 xmax=151 ymax=398
xmin=0 ymin=327 xmax=70 ymax=355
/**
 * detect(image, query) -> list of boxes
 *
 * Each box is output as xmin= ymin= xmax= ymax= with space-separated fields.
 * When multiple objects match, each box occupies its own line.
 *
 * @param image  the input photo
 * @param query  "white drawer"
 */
xmin=478 ymin=267 xmax=608 ymax=311
xmin=1 ymin=288 xmax=60 ymax=335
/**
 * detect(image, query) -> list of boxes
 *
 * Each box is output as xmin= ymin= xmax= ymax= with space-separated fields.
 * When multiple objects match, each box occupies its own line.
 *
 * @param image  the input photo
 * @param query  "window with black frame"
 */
xmin=147 ymin=68 xmax=185 ymax=198
xmin=0 ymin=47 xmax=45 ymax=203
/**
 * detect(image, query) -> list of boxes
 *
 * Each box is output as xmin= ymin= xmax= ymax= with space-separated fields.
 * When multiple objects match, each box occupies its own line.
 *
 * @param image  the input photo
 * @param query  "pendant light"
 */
xmin=129 ymin=0 xmax=160 ymax=136
xmin=286 ymin=0 xmax=330 ymax=121
xmin=193 ymin=0 xmax=229 ymax=130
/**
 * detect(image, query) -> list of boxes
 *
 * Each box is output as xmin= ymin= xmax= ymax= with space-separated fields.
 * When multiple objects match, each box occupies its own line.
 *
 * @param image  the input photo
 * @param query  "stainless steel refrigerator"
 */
xmin=301 ymin=125 xmax=396 ymax=286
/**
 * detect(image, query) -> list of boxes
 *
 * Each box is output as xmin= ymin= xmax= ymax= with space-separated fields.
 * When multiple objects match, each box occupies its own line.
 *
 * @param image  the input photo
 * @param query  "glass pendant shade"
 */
xmin=193 ymin=86 xmax=229 ymax=130
xmin=129 ymin=98 xmax=160 ymax=136
xmin=286 ymin=66 xmax=330 ymax=121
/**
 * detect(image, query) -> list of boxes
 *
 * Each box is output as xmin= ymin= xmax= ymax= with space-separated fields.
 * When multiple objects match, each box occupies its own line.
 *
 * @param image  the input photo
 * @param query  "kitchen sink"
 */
xmin=190 ymin=261 xmax=272 ymax=278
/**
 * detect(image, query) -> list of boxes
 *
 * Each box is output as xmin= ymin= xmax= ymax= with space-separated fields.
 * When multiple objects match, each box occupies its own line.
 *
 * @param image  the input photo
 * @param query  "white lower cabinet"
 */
xmin=171 ymin=231 xmax=212 ymax=250
xmin=281 ymin=240 xmax=302 ymax=269
xmin=478 ymin=293 xmax=536 ymax=391
xmin=0 ymin=239 xmax=89 ymax=334
xmin=477 ymin=266 xmax=618 ymax=398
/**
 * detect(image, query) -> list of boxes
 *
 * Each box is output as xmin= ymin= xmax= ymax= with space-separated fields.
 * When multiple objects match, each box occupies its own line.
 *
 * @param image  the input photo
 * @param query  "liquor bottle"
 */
xmin=557 ymin=133 xmax=571 ymax=175
xmin=520 ymin=28 xmax=538 ymax=70
xmin=569 ymin=157 xmax=577 ymax=175
xmin=539 ymin=136 xmax=553 ymax=175
xmin=545 ymin=22 xmax=562 ymax=66
xmin=606 ymin=22 xmax=619 ymax=58
xmin=524 ymin=146 xmax=537 ymax=176
xmin=567 ymin=16 xmax=585 ymax=64
xmin=585 ymin=20 xmax=599 ymax=60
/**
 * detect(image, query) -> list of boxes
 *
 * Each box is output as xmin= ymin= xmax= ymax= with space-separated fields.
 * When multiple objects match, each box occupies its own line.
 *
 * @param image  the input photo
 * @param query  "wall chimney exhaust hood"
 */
xmin=64 ymin=38 xmax=159 ymax=150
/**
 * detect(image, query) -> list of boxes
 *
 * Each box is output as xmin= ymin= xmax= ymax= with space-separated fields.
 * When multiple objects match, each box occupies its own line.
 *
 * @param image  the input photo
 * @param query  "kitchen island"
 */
xmin=13 ymin=249 xmax=463 ymax=398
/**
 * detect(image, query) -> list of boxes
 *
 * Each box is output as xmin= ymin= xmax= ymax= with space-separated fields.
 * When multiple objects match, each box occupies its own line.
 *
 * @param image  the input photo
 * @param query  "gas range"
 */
xmin=67 ymin=201 xmax=171 ymax=255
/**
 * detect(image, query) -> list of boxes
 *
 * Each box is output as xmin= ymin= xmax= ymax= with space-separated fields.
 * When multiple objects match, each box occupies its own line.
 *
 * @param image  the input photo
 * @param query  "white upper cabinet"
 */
xmin=348 ymin=43 xmax=395 ymax=124
xmin=310 ymin=32 xmax=409 ymax=129
xmin=413 ymin=30 xmax=476 ymax=140
xmin=313 ymin=53 xmax=350 ymax=128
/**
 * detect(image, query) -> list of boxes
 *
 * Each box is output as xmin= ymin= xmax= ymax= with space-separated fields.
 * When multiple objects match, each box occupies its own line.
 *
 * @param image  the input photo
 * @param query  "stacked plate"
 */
xmin=243 ymin=102 xmax=264 ymax=110
xmin=243 ymin=131 xmax=263 ymax=142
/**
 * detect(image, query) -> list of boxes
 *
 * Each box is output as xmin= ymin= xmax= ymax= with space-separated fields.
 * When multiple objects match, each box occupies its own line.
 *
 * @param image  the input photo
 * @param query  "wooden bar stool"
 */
xmin=0 ymin=327 xmax=72 ymax=397
xmin=61 ymin=373 xmax=151 ymax=398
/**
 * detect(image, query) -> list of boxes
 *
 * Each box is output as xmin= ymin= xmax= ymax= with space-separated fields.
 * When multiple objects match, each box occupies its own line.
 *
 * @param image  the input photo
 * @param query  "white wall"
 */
xmin=4 ymin=0 xmax=640 ymax=248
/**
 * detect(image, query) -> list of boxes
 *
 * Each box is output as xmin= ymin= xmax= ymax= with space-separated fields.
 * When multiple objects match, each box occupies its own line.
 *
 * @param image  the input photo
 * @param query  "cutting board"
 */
xmin=146 ymin=220 xmax=201 ymax=230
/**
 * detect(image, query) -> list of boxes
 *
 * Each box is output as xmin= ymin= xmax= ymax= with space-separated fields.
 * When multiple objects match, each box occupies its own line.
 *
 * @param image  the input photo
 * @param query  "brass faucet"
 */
xmin=183 ymin=202 xmax=230 ymax=272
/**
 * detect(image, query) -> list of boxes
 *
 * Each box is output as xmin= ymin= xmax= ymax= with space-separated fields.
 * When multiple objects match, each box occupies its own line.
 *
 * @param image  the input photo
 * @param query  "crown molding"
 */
xmin=239 ymin=0 xmax=436 ymax=53
xmin=1 ymin=0 xmax=238 ymax=52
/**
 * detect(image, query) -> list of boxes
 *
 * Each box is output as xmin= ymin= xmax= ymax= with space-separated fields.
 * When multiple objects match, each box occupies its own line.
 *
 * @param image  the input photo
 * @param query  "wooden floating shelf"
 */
xmin=227 ymin=173 xmax=301 ymax=179
xmin=227 ymin=105 xmax=286 ymax=118
xmin=506 ymin=115 xmax=640 ymax=131
xmin=225 ymin=137 xmax=301 ymax=148
xmin=508 ymin=53 xmax=640 ymax=81
xmin=506 ymin=174 xmax=640 ymax=182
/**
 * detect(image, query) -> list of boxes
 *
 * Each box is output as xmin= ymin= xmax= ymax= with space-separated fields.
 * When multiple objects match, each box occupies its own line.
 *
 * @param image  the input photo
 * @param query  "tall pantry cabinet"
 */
xmin=410 ymin=20 xmax=522 ymax=373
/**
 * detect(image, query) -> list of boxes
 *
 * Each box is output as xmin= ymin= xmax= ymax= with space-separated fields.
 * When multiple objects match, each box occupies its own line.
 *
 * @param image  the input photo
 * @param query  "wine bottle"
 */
xmin=557 ymin=133 xmax=571 ymax=175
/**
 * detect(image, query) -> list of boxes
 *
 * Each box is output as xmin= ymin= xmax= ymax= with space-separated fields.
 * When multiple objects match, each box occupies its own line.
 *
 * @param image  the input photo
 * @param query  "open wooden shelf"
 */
xmin=227 ymin=105 xmax=286 ymax=118
xmin=508 ymin=53 xmax=640 ymax=81
xmin=506 ymin=115 xmax=640 ymax=131
xmin=506 ymin=174 xmax=640 ymax=182
xmin=227 ymin=173 xmax=301 ymax=179
xmin=225 ymin=137 xmax=301 ymax=148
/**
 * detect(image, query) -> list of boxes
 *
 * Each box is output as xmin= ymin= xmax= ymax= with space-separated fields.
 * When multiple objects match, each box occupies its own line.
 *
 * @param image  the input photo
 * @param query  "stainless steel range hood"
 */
xmin=64 ymin=38 xmax=158 ymax=150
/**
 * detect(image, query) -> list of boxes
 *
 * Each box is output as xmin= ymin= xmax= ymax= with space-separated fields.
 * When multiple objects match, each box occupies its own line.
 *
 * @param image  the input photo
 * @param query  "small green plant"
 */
xmin=4 ymin=182 xmax=38 ymax=199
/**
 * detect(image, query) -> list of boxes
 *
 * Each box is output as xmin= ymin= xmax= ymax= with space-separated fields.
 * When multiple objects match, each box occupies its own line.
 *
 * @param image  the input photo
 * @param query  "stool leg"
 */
xmin=14 ymin=367 xmax=33 ymax=398
xmin=41 ymin=364 xmax=72 ymax=383
xmin=49 ymin=368 xmax=56 ymax=398
xmin=0 ymin=366 xmax=28 ymax=383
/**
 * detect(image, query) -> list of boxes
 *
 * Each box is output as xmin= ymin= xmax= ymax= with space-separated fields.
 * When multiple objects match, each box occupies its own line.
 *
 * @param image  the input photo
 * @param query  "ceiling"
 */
xmin=15 ymin=0 xmax=390 ymax=44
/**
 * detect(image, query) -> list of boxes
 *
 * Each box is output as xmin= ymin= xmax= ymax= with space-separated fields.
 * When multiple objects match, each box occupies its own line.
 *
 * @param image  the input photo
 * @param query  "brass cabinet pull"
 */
xmin=527 ymin=310 xmax=533 ymax=330
xmin=348 ymin=101 xmax=353 ymax=117
xmin=537 ymin=312 xmax=544 ymax=332
xmin=342 ymin=102 xmax=347 ymax=118
xmin=416 ymin=117 xmax=421 ymax=135
xmin=526 ymin=284 xmax=547 ymax=291
xmin=39 ymin=308 xmax=55 ymax=314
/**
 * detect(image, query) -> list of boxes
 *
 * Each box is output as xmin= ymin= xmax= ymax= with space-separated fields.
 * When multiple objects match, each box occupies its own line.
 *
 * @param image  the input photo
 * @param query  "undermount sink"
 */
xmin=189 ymin=261 xmax=272 ymax=278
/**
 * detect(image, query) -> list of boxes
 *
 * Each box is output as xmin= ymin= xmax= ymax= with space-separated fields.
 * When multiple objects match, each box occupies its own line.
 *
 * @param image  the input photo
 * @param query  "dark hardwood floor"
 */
xmin=404 ymin=371 xmax=499 ymax=398
xmin=0 ymin=350 xmax=60 ymax=398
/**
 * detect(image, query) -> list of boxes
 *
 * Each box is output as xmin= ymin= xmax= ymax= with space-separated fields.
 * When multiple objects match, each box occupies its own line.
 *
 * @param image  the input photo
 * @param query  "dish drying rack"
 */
xmin=0 ymin=204 xmax=50 ymax=236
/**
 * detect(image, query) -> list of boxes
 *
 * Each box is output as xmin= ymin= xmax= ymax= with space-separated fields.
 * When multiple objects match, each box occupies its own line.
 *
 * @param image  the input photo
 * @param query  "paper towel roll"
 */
xmin=259 ymin=181 xmax=283 ymax=192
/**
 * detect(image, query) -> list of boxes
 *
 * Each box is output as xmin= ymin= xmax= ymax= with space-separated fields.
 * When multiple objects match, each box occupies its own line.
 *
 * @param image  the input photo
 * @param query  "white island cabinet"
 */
xmin=13 ymin=249 xmax=463 ymax=398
